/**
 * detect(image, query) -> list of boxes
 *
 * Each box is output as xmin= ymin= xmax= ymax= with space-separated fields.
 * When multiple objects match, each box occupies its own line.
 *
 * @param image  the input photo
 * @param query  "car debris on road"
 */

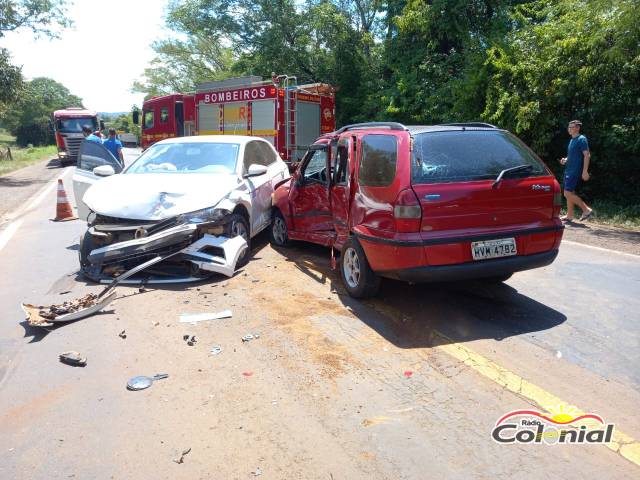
xmin=179 ymin=310 xmax=232 ymax=323
xmin=22 ymin=289 xmax=117 ymax=327
xmin=173 ymin=447 xmax=191 ymax=464
xmin=126 ymin=373 xmax=169 ymax=391
xmin=59 ymin=351 xmax=87 ymax=367
xmin=241 ymin=333 xmax=260 ymax=342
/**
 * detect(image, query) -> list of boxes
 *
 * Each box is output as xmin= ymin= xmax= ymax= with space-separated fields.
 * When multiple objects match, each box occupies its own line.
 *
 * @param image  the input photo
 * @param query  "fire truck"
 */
xmin=52 ymin=107 xmax=103 ymax=166
xmin=139 ymin=75 xmax=336 ymax=162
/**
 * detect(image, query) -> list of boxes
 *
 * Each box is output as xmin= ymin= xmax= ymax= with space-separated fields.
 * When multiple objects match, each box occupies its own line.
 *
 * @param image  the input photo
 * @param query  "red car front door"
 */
xmin=290 ymin=146 xmax=333 ymax=232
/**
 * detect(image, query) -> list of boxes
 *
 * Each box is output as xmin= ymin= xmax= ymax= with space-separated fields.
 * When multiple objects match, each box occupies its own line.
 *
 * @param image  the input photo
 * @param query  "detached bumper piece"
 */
xmin=84 ymin=222 xmax=248 ymax=283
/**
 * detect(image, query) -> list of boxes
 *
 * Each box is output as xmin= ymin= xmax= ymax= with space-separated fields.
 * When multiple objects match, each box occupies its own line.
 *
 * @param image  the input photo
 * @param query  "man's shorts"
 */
xmin=563 ymin=173 xmax=580 ymax=192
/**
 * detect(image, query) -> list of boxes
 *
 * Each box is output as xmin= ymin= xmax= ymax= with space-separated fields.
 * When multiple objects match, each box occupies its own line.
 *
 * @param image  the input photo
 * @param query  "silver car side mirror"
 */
xmin=93 ymin=165 xmax=116 ymax=177
xmin=244 ymin=164 xmax=268 ymax=178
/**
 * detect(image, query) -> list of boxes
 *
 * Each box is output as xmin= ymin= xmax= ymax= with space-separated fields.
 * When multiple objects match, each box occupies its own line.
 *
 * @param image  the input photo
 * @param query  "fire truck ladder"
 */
xmin=280 ymin=75 xmax=297 ymax=160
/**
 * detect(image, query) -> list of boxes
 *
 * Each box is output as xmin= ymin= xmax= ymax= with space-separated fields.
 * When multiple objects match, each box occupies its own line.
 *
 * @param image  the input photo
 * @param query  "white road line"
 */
xmin=562 ymin=239 xmax=640 ymax=260
xmin=0 ymin=167 xmax=72 ymax=253
xmin=0 ymin=219 xmax=23 ymax=252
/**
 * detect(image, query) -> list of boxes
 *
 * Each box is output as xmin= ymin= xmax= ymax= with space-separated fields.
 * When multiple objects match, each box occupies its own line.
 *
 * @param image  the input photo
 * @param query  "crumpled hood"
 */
xmin=84 ymin=173 xmax=242 ymax=220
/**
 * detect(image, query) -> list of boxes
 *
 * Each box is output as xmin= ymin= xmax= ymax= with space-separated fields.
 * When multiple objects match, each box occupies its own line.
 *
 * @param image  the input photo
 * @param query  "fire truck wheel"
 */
xmin=340 ymin=237 xmax=381 ymax=299
xmin=270 ymin=210 xmax=291 ymax=247
xmin=225 ymin=213 xmax=251 ymax=268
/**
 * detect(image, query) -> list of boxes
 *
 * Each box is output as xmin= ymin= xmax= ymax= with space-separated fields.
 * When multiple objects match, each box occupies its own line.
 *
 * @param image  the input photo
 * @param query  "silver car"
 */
xmin=72 ymin=135 xmax=289 ymax=282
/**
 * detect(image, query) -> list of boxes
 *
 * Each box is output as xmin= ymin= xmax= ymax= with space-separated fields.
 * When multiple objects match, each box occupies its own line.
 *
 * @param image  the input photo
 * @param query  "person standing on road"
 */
xmin=103 ymin=128 xmax=125 ymax=166
xmin=559 ymin=120 xmax=593 ymax=222
xmin=82 ymin=125 xmax=103 ymax=144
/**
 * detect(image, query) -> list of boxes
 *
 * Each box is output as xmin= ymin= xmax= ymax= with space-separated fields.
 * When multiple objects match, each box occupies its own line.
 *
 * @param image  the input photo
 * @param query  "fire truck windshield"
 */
xmin=127 ymin=142 xmax=240 ymax=174
xmin=57 ymin=117 xmax=98 ymax=133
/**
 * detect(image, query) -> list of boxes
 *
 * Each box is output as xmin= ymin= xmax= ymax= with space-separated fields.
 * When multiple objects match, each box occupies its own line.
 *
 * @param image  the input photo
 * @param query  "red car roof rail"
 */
xmin=336 ymin=122 xmax=408 ymax=134
xmin=438 ymin=122 xmax=497 ymax=129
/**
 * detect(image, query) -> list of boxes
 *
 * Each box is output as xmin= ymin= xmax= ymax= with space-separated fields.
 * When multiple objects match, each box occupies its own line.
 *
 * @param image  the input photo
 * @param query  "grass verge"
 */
xmin=0 ymin=145 xmax=58 ymax=176
xmin=0 ymin=129 xmax=58 ymax=176
xmin=562 ymin=200 xmax=640 ymax=229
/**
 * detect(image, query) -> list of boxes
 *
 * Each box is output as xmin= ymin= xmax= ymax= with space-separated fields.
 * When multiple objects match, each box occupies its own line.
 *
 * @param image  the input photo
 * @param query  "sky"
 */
xmin=0 ymin=0 xmax=170 ymax=112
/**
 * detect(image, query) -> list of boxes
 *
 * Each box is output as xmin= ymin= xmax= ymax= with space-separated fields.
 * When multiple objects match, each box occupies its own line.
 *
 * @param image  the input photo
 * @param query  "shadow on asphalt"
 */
xmin=275 ymin=241 xmax=567 ymax=349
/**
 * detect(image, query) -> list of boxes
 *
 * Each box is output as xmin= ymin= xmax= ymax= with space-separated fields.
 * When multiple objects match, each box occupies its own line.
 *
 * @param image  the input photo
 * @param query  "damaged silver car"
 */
xmin=73 ymin=136 xmax=289 ymax=282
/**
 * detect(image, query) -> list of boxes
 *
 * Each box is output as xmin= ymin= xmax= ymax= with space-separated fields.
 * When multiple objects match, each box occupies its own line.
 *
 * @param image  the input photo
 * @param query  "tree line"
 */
xmin=134 ymin=0 xmax=639 ymax=204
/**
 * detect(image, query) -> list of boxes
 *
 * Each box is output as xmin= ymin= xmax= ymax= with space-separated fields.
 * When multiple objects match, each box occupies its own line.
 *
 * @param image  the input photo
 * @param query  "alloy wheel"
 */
xmin=342 ymin=247 xmax=361 ymax=288
xmin=272 ymin=216 xmax=287 ymax=245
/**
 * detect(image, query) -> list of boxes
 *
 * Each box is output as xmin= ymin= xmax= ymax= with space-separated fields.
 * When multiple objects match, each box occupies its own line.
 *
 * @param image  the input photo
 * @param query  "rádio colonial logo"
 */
xmin=492 ymin=404 xmax=615 ymax=445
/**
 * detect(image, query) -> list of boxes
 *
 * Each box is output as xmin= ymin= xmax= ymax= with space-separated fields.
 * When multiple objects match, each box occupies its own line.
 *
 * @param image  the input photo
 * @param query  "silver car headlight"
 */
xmin=180 ymin=207 xmax=229 ymax=224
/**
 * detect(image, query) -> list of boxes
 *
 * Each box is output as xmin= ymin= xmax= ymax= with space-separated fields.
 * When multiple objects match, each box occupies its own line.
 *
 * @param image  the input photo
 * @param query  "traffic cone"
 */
xmin=53 ymin=179 xmax=78 ymax=222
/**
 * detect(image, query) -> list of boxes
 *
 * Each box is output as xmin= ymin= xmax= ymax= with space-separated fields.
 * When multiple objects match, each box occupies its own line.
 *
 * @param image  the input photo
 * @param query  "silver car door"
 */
xmin=73 ymin=141 xmax=124 ymax=221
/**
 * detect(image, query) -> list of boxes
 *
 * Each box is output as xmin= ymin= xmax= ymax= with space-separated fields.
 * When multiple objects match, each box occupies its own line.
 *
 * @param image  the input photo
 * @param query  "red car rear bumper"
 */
xmin=376 ymin=249 xmax=558 ymax=282
xmin=354 ymin=223 xmax=563 ymax=281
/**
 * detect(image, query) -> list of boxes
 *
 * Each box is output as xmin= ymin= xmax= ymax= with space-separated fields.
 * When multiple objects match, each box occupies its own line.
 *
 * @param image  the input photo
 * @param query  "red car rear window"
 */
xmin=411 ymin=130 xmax=546 ymax=184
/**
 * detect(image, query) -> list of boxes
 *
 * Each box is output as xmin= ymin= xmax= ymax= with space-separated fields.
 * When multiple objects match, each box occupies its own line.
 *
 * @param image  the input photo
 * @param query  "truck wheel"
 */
xmin=225 ymin=213 xmax=250 ymax=268
xmin=270 ymin=210 xmax=291 ymax=247
xmin=340 ymin=237 xmax=380 ymax=299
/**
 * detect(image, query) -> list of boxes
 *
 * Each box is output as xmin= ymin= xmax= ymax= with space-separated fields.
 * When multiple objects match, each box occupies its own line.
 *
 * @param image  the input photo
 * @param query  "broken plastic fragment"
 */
xmin=241 ymin=333 xmax=260 ymax=343
xmin=59 ymin=351 xmax=87 ymax=367
xmin=173 ymin=447 xmax=191 ymax=464
xmin=179 ymin=310 xmax=232 ymax=323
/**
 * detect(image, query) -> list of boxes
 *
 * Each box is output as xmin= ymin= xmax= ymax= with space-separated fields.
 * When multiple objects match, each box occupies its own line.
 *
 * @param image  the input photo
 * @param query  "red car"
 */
xmin=270 ymin=122 xmax=563 ymax=298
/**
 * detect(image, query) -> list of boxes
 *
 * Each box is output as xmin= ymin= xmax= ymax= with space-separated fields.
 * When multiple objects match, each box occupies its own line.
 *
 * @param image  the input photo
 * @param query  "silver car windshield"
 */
xmin=126 ymin=142 xmax=240 ymax=174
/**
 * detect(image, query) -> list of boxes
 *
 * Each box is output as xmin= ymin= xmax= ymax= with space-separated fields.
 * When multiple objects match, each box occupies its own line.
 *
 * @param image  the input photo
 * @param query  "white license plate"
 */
xmin=471 ymin=238 xmax=517 ymax=260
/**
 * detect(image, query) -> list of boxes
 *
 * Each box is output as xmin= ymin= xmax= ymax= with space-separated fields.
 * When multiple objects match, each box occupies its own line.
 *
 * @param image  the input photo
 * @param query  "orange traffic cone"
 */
xmin=53 ymin=179 xmax=78 ymax=222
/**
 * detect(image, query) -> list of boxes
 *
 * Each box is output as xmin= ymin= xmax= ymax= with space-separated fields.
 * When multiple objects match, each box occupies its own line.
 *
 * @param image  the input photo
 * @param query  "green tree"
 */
xmin=0 ymin=0 xmax=71 ymax=38
xmin=0 ymin=48 xmax=22 ymax=115
xmin=479 ymin=0 xmax=640 ymax=202
xmin=0 ymin=1 xmax=72 ymax=126
xmin=1 ymin=77 xmax=83 ymax=145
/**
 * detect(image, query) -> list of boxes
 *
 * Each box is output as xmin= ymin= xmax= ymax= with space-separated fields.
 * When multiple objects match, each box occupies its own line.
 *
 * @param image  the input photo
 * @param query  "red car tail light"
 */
xmin=394 ymin=188 xmax=422 ymax=232
xmin=552 ymin=180 xmax=562 ymax=218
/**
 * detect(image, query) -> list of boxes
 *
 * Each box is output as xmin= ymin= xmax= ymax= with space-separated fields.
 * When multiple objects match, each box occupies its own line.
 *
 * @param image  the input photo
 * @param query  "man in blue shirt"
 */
xmin=103 ymin=128 xmax=124 ymax=165
xmin=82 ymin=125 xmax=103 ymax=144
xmin=559 ymin=120 xmax=593 ymax=222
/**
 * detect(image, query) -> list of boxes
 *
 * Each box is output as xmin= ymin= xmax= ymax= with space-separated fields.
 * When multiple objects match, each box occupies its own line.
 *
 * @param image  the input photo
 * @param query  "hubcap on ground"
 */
xmin=343 ymin=247 xmax=361 ymax=288
xmin=273 ymin=217 xmax=287 ymax=244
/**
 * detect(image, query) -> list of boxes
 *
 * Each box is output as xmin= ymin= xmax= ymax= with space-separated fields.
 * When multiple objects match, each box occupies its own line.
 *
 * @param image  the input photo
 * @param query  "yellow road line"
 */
xmin=435 ymin=335 xmax=640 ymax=467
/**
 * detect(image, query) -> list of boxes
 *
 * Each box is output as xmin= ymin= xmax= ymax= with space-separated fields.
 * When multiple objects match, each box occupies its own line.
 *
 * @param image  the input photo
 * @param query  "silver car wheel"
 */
xmin=272 ymin=216 xmax=287 ymax=245
xmin=232 ymin=219 xmax=249 ymax=241
xmin=342 ymin=247 xmax=361 ymax=288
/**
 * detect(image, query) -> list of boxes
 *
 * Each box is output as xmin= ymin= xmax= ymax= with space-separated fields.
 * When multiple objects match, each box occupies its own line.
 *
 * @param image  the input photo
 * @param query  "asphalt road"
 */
xmin=0 ymin=153 xmax=638 ymax=479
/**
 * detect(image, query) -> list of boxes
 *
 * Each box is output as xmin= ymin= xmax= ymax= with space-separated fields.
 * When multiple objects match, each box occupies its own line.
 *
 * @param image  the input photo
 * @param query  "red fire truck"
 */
xmin=52 ymin=107 xmax=103 ymax=166
xmin=139 ymin=75 xmax=336 ymax=162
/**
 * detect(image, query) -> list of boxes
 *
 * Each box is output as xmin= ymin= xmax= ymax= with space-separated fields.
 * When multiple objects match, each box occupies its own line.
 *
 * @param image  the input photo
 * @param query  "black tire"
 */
xmin=269 ymin=209 xmax=291 ymax=247
xmin=340 ymin=237 xmax=381 ymax=299
xmin=225 ymin=213 xmax=251 ymax=267
xmin=484 ymin=273 xmax=513 ymax=283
